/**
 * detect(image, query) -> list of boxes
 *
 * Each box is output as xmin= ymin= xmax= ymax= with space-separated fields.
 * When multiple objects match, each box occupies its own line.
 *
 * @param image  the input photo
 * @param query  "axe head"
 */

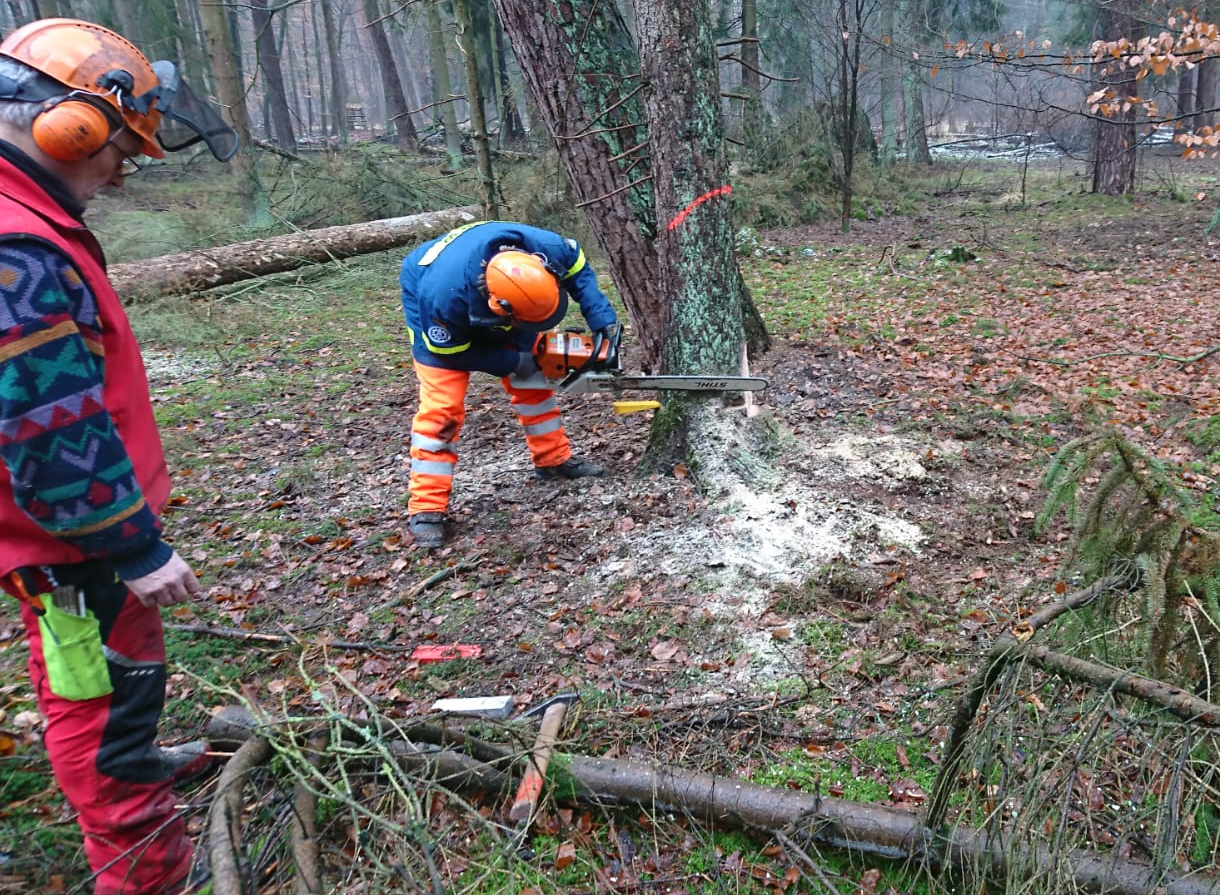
xmin=519 ymin=691 xmax=580 ymax=720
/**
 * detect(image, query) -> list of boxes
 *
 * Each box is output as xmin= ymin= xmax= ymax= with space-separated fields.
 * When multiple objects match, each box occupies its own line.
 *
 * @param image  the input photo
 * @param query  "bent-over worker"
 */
xmin=400 ymin=221 xmax=618 ymax=548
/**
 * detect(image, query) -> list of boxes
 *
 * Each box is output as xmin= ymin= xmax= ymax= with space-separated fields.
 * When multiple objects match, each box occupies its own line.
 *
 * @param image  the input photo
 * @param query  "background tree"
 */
xmin=199 ymin=0 xmax=270 ymax=226
xmin=250 ymin=0 xmax=297 ymax=151
xmin=451 ymin=0 xmax=497 ymax=214
xmin=492 ymin=0 xmax=663 ymax=362
xmin=363 ymin=0 xmax=418 ymax=150
xmin=319 ymin=0 xmax=348 ymax=143
xmin=424 ymin=0 xmax=465 ymax=171
xmin=1089 ymin=0 xmax=1143 ymax=195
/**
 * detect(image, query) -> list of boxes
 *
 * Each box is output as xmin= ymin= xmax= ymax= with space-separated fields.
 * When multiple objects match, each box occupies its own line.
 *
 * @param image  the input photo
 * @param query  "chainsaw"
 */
xmin=515 ymin=326 xmax=768 ymax=395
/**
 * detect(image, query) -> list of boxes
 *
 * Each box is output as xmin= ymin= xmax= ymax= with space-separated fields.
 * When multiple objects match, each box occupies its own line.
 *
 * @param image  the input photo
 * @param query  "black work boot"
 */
xmin=161 ymin=739 xmax=216 ymax=790
xmin=534 ymin=457 xmax=604 ymax=480
xmin=409 ymin=512 xmax=446 ymax=548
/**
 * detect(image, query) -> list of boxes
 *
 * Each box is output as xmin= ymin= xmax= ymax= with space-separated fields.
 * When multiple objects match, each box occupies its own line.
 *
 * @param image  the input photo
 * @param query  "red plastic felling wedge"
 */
xmin=411 ymin=644 xmax=483 ymax=663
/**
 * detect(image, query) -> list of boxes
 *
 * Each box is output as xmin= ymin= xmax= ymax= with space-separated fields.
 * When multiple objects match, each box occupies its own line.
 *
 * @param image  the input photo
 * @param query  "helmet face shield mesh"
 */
xmin=146 ymin=61 xmax=238 ymax=161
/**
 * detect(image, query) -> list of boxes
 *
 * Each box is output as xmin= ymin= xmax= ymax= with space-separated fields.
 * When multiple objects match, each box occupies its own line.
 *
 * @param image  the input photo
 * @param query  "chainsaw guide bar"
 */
xmin=558 ymin=372 xmax=769 ymax=393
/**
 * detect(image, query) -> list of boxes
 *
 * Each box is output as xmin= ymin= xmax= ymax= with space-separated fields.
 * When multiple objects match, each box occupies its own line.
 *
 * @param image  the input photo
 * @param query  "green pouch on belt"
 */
xmin=37 ymin=602 xmax=113 ymax=701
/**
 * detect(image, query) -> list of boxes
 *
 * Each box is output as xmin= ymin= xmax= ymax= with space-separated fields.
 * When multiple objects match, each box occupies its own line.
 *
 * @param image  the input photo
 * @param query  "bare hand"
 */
xmin=122 ymin=551 xmax=201 ymax=608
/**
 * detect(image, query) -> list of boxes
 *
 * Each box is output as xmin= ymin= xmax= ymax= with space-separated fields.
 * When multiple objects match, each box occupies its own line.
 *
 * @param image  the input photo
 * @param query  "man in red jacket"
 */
xmin=0 ymin=18 xmax=236 ymax=894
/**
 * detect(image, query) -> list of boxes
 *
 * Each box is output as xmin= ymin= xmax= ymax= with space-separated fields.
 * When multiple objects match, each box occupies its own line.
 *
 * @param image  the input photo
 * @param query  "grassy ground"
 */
xmin=2 ymin=149 xmax=1219 ymax=893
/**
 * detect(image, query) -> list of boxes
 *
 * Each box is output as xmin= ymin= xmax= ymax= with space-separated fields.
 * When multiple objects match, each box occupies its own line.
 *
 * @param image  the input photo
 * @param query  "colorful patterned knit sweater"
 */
xmin=0 ymin=237 xmax=167 ymax=579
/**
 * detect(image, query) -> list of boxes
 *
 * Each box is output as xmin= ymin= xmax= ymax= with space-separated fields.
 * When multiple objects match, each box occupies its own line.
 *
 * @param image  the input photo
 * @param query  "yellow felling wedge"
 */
xmin=613 ymin=400 xmax=661 ymax=415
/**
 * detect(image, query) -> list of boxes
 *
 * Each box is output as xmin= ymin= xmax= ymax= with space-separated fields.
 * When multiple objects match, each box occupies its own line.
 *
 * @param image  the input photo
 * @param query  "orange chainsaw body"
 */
xmin=534 ymin=330 xmax=615 ymax=379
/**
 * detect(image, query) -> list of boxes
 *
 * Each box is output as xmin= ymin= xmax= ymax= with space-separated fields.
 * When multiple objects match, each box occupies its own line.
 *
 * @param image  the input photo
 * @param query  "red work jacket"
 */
xmin=0 ymin=155 xmax=170 ymax=578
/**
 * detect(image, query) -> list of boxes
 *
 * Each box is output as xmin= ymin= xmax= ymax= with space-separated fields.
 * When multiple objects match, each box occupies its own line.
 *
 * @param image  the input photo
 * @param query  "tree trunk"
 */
xmin=836 ymin=0 xmax=864 ymax=233
xmin=491 ymin=7 xmax=526 ymax=147
xmin=363 ymin=0 xmax=418 ymax=150
xmin=251 ymin=0 xmax=296 ymax=151
xmin=206 ymin=706 xmax=1220 ymax=895
xmin=173 ymin=0 xmax=212 ymax=96
xmin=319 ymin=0 xmax=348 ymax=143
xmin=740 ymin=0 xmax=764 ymax=141
xmin=1091 ymin=2 xmax=1140 ymax=195
xmin=878 ymin=0 xmax=898 ymax=168
xmin=107 ymin=206 xmax=480 ymax=300
xmin=492 ymin=0 xmax=663 ymax=364
xmin=1194 ymin=56 xmax=1218 ymax=135
xmin=1178 ymin=67 xmax=1197 ymax=125
xmin=632 ymin=0 xmax=769 ymax=475
xmin=425 ymin=0 xmax=465 ymax=171
xmin=198 ymin=0 xmax=270 ymax=227
xmin=451 ymin=0 xmax=498 ymax=216
xmin=896 ymin=0 xmax=929 ymax=164
xmin=633 ymin=0 xmax=754 ymax=369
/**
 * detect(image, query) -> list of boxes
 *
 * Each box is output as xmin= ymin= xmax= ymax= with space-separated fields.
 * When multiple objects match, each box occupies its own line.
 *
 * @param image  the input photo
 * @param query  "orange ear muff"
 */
xmin=32 ymin=97 xmax=117 ymax=161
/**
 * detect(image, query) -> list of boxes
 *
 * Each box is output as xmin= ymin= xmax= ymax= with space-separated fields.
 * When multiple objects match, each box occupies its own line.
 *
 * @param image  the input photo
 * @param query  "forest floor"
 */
xmin=3 ymin=156 xmax=1220 ymax=892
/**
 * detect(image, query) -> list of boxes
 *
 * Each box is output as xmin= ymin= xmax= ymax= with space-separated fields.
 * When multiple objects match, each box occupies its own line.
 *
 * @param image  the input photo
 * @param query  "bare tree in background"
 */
xmin=1090 ymin=0 xmax=1140 ymax=195
xmin=319 ymin=0 xmax=348 ymax=142
xmin=424 ymin=0 xmax=465 ymax=171
xmin=451 ymin=0 xmax=496 ymax=213
xmin=363 ymin=0 xmax=418 ymax=150
xmin=251 ymin=0 xmax=296 ymax=150
xmin=199 ymin=0 xmax=270 ymax=225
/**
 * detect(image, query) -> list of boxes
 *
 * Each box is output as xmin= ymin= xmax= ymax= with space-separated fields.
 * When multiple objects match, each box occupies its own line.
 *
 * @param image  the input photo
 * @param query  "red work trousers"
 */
xmin=16 ymin=563 xmax=192 ymax=895
xmin=408 ymin=362 xmax=572 ymax=515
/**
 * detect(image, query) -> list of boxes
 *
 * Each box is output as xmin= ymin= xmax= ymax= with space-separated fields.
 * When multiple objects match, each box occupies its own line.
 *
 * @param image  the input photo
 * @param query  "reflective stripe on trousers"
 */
xmin=501 ymin=376 xmax=570 ymax=468
xmin=409 ymin=364 xmax=468 ymax=515
xmin=408 ymin=362 xmax=572 ymax=514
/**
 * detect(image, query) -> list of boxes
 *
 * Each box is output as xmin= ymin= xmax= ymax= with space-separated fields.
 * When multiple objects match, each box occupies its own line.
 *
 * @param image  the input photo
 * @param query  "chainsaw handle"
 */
xmin=582 ymin=324 xmax=622 ymax=375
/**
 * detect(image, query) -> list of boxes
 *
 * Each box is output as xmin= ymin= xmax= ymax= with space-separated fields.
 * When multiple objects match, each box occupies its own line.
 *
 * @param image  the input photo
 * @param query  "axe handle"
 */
xmin=508 ymin=701 xmax=568 ymax=822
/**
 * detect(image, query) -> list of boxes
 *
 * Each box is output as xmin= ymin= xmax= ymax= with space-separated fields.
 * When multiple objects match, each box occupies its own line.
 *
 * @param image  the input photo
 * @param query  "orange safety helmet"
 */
xmin=0 ymin=18 xmax=165 ymax=160
xmin=485 ymin=250 xmax=568 ymax=331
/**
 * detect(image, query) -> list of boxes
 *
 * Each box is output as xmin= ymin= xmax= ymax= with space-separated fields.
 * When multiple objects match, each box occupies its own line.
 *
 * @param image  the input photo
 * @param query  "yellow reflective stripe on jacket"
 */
xmin=564 ymin=249 xmax=586 ymax=279
xmin=417 ymin=220 xmax=488 ymax=266
xmin=422 ymin=335 xmax=472 ymax=354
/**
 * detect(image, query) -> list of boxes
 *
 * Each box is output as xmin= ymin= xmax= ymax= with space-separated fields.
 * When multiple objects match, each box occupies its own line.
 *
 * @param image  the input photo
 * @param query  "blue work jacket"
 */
xmin=400 ymin=221 xmax=617 ymax=376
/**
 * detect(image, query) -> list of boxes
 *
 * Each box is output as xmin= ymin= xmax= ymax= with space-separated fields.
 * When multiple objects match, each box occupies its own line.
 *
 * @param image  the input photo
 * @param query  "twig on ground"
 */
xmin=166 ymin=623 xmax=417 ymax=653
xmin=1013 ymin=345 xmax=1220 ymax=367
xmin=374 ymin=553 xmax=485 ymax=613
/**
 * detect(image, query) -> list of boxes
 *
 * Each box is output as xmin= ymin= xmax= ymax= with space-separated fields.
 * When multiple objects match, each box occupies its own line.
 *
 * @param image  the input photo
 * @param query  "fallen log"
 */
xmin=107 ymin=205 xmax=479 ymax=301
xmin=559 ymin=754 xmax=1220 ymax=895
xmin=210 ymin=733 xmax=273 ymax=895
xmin=207 ymin=706 xmax=1220 ymax=895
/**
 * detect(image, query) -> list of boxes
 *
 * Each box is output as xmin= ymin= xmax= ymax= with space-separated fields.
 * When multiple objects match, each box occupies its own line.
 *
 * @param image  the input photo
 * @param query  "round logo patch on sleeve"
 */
xmin=427 ymin=324 xmax=452 ymax=344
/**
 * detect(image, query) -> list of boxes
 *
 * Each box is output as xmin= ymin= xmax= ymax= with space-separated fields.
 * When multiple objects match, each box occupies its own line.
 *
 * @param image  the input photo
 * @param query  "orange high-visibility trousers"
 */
xmin=408 ymin=362 xmax=573 ymax=515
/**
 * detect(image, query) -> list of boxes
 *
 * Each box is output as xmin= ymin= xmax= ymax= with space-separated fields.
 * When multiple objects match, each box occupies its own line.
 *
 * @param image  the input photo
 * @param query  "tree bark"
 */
xmin=452 ymin=0 xmax=498 ymax=216
xmin=251 ymin=0 xmax=297 ymax=151
xmin=1194 ymin=56 xmax=1218 ymax=135
xmin=633 ymin=0 xmax=757 ymax=374
xmin=425 ymin=0 xmax=466 ymax=171
xmin=878 ymin=0 xmax=898 ymax=168
xmin=490 ymin=9 xmax=526 ymax=146
xmin=631 ymin=0 xmax=769 ymax=475
xmin=491 ymin=0 xmax=663 ymax=364
xmin=198 ymin=0 xmax=270 ymax=226
xmin=363 ymin=0 xmax=418 ymax=150
xmin=107 ymin=206 xmax=479 ymax=300
xmin=319 ymin=0 xmax=348 ymax=143
xmin=210 ymin=735 xmax=274 ymax=895
xmin=739 ymin=0 xmax=764 ymax=141
xmin=1091 ymin=1 xmax=1140 ymax=195
xmin=896 ymin=0 xmax=929 ymax=164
